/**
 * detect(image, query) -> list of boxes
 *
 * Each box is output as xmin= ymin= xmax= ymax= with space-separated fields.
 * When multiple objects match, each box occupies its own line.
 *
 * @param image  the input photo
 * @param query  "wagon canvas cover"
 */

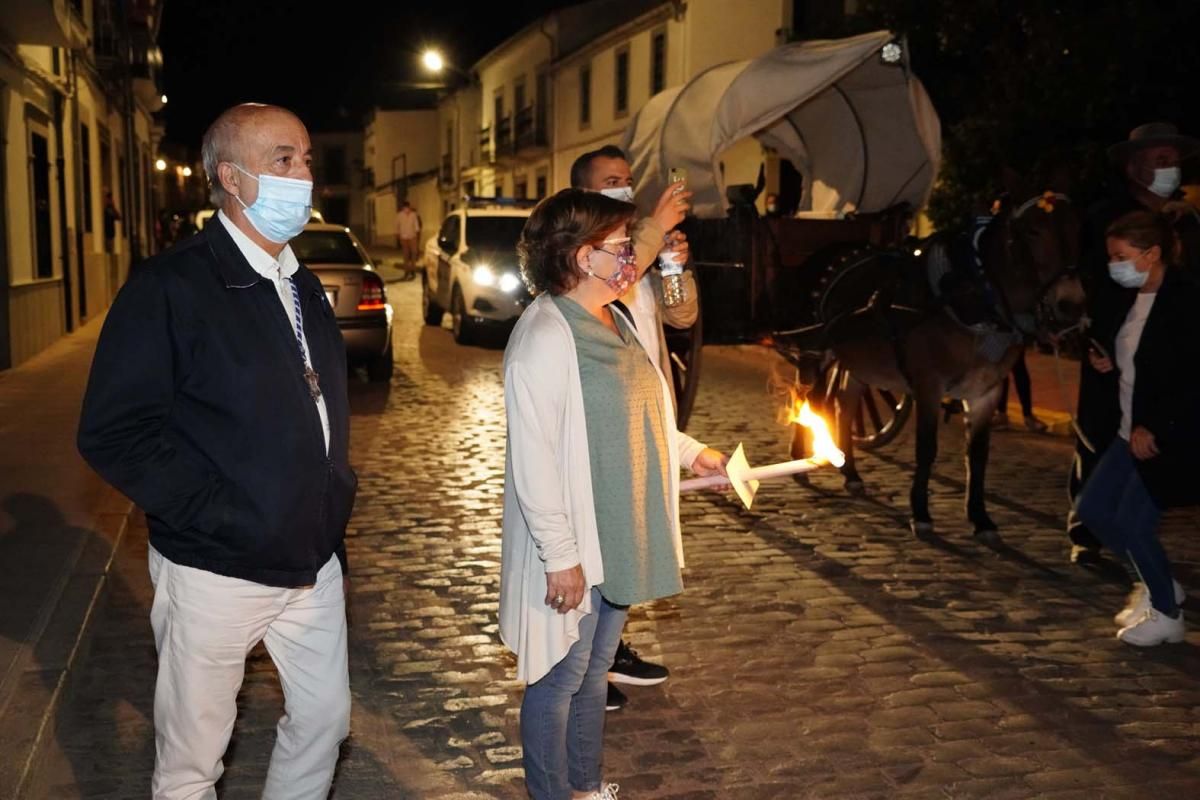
xmin=621 ymin=31 xmax=941 ymax=219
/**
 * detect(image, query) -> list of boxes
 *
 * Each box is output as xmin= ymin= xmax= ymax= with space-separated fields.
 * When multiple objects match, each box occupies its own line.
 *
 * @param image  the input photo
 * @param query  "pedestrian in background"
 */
xmin=569 ymin=144 xmax=694 ymax=710
xmin=992 ymin=348 xmax=1048 ymax=432
xmin=78 ymin=103 xmax=355 ymax=799
xmin=1074 ymin=210 xmax=1199 ymax=646
xmin=499 ymin=188 xmax=727 ymax=800
xmin=394 ymin=199 xmax=422 ymax=274
xmin=103 ymin=189 xmax=122 ymax=249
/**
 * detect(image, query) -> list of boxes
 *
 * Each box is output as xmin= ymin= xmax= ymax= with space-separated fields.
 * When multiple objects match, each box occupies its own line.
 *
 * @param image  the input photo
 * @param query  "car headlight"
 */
xmin=499 ymin=272 xmax=522 ymax=293
xmin=472 ymin=264 xmax=496 ymax=287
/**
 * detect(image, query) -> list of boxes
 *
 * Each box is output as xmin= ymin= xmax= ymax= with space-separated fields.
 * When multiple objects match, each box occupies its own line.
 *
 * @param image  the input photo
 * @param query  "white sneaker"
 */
xmin=1114 ymin=580 xmax=1187 ymax=627
xmin=579 ymin=784 xmax=619 ymax=800
xmin=1117 ymin=608 xmax=1186 ymax=646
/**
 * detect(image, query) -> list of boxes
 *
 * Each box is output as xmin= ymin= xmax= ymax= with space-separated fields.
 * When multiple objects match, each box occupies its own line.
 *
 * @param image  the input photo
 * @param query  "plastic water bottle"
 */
xmin=659 ymin=245 xmax=686 ymax=307
xmin=661 ymin=168 xmax=689 ymax=308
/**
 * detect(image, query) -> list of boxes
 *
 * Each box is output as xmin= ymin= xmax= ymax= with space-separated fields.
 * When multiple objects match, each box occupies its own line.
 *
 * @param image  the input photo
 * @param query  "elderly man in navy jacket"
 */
xmin=78 ymin=103 xmax=355 ymax=800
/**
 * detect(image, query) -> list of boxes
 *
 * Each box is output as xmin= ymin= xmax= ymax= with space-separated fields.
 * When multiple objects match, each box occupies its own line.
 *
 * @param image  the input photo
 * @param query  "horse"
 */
xmin=778 ymin=182 xmax=1085 ymax=542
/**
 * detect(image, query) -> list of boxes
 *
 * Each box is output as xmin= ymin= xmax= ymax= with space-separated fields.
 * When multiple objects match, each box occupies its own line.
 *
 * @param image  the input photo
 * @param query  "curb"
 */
xmin=1000 ymin=403 xmax=1075 ymax=438
xmin=0 ymin=490 xmax=135 ymax=799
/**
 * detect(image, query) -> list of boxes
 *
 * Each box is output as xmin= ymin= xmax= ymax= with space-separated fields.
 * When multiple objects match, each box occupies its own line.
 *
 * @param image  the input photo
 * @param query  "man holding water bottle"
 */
xmin=569 ymin=144 xmax=697 ymax=711
xmin=570 ymin=146 xmax=698 ymax=381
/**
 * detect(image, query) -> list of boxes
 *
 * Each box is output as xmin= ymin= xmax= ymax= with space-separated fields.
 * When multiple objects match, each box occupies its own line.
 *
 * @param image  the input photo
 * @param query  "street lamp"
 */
xmin=421 ymin=49 xmax=444 ymax=73
xmin=182 ymin=166 xmax=193 ymax=177
xmin=160 ymin=94 xmax=168 ymax=104
xmin=155 ymin=158 xmax=167 ymax=171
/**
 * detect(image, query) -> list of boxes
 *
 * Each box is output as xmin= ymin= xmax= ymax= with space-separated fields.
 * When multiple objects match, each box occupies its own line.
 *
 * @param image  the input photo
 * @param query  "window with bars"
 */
xmin=614 ymin=46 xmax=630 ymax=116
xmin=579 ymin=63 xmax=591 ymax=127
xmin=81 ymin=123 xmax=93 ymax=234
xmin=651 ymin=30 xmax=667 ymax=95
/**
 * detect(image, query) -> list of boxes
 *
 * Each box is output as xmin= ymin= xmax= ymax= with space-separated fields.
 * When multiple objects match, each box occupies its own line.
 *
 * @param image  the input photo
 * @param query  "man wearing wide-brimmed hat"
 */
xmin=1068 ymin=122 xmax=1200 ymax=564
xmin=1108 ymin=122 xmax=1200 ymax=210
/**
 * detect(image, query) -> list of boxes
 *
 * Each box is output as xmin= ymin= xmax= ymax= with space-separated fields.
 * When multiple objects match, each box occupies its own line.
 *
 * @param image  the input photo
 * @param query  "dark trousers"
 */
xmin=998 ymin=349 xmax=1034 ymax=417
xmin=1075 ymin=439 xmax=1176 ymax=614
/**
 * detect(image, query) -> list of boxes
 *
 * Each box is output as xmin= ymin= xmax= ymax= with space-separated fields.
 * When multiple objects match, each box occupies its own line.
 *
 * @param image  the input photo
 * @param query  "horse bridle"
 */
xmin=999 ymin=191 xmax=1079 ymax=335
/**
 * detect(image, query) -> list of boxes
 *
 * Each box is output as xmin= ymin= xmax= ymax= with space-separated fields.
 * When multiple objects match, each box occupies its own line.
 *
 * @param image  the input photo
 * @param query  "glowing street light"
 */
xmin=160 ymin=93 xmax=168 ymax=104
xmin=421 ymin=49 xmax=444 ymax=73
xmin=182 ymin=166 xmax=193 ymax=177
xmin=155 ymin=158 xmax=167 ymax=171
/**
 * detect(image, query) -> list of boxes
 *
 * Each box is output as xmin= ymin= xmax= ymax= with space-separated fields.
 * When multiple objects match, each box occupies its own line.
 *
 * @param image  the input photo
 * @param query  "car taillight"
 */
xmin=357 ymin=273 xmax=387 ymax=311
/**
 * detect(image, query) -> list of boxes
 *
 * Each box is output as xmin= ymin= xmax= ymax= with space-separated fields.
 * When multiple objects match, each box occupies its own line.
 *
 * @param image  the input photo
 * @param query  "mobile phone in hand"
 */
xmin=668 ymin=167 xmax=687 ymax=186
xmin=1088 ymin=337 xmax=1110 ymax=362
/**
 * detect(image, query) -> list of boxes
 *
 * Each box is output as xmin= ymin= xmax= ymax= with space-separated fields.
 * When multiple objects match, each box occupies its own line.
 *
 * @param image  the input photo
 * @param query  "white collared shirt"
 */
xmin=218 ymin=210 xmax=330 ymax=453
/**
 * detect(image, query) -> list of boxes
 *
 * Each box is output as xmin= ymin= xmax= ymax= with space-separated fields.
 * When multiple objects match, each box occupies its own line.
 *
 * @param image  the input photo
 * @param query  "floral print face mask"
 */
xmin=585 ymin=237 xmax=638 ymax=297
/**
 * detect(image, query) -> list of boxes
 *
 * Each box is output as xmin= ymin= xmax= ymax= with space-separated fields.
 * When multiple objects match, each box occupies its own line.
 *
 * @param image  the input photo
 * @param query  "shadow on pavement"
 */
xmin=713 ymin=481 xmax=1200 ymax=787
xmin=0 ymin=492 xmax=146 ymax=798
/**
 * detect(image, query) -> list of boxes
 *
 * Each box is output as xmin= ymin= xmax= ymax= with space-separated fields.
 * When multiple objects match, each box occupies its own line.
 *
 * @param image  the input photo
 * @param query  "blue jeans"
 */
xmin=521 ymin=588 xmax=628 ymax=800
xmin=1075 ymin=438 xmax=1177 ymax=614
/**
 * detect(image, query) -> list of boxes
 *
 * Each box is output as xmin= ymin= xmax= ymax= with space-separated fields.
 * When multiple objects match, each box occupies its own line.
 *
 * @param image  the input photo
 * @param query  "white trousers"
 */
xmin=148 ymin=548 xmax=350 ymax=800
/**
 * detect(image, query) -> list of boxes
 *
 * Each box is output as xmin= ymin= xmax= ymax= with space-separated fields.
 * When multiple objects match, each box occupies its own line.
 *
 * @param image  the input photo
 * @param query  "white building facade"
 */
xmin=0 ymin=0 xmax=163 ymax=370
xmin=412 ymin=0 xmax=796 ymax=240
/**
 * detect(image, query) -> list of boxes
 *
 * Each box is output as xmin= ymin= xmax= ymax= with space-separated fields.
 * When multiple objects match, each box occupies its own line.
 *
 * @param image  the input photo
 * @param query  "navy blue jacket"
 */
xmin=78 ymin=220 xmax=356 ymax=587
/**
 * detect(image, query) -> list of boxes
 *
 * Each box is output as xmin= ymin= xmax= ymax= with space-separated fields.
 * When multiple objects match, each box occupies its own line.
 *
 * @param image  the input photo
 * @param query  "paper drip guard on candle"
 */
xmin=680 ymin=442 xmax=845 ymax=510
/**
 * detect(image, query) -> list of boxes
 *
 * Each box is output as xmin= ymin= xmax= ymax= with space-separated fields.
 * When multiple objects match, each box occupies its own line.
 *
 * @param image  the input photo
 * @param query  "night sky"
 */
xmin=158 ymin=0 xmax=576 ymax=148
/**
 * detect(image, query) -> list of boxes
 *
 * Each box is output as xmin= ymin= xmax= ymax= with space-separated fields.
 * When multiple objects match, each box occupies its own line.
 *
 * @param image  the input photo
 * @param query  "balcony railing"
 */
xmin=515 ymin=106 xmax=549 ymax=152
xmin=495 ymin=114 xmax=514 ymax=159
xmin=479 ymin=126 xmax=493 ymax=164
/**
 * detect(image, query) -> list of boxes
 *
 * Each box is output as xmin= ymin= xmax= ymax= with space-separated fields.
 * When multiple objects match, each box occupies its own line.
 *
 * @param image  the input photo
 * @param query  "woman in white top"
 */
xmin=499 ymin=189 xmax=727 ymax=800
xmin=1075 ymin=210 xmax=1200 ymax=646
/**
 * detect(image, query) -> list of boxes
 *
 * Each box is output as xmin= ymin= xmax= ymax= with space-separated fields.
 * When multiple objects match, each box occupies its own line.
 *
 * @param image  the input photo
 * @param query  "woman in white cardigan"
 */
xmin=500 ymin=189 xmax=726 ymax=800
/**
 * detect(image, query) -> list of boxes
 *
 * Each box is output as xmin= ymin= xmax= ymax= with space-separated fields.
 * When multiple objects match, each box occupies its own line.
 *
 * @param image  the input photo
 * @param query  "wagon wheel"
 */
xmin=664 ymin=298 xmax=703 ymax=432
xmin=829 ymin=368 xmax=912 ymax=451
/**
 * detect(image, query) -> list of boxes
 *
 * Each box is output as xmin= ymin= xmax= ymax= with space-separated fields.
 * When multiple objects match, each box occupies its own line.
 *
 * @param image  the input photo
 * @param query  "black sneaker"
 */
xmin=608 ymin=639 xmax=669 ymax=686
xmin=605 ymin=682 xmax=626 ymax=712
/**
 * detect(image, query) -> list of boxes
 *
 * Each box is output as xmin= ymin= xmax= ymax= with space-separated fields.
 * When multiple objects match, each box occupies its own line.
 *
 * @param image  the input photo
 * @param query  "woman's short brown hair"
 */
xmin=1106 ymin=210 xmax=1179 ymax=265
xmin=518 ymin=188 xmax=636 ymax=295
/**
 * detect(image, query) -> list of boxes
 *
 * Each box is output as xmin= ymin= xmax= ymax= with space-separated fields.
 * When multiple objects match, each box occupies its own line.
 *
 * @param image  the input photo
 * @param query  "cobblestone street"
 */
xmin=30 ymin=277 xmax=1200 ymax=799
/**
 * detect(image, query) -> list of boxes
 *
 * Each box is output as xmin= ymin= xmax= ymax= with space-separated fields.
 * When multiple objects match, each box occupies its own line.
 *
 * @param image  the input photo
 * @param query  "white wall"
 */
xmin=364 ymin=109 xmax=439 ymax=188
xmin=682 ymin=0 xmax=788 ymax=75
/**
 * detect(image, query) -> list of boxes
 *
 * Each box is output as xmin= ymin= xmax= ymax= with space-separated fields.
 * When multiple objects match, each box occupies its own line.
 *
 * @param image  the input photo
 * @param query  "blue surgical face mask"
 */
xmin=1108 ymin=256 xmax=1149 ymax=289
xmin=600 ymin=186 xmax=635 ymax=204
xmin=232 ymin=164 xmax=313 ymax=243
xmin=1147 ymin=166 xmax=1181 ymax=198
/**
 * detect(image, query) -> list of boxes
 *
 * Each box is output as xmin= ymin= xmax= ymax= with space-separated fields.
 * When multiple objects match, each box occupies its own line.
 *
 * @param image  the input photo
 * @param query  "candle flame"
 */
xmin=788 ymin=400 xmax=846 ymax=468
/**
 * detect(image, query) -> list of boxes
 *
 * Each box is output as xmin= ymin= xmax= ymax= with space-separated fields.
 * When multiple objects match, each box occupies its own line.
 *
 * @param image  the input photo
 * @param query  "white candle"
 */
xmin=678 ymin=442 xmax=841 ymax=509
xmin=679 ymin=458 xmax=823 ymax=492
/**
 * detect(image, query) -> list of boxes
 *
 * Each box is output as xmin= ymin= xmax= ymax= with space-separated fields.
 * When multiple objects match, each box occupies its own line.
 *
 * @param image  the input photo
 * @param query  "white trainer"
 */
xmin=1114 ymin=580 xmax=1187 ymax=627
xmin=1117 ymin=608 xmax=1186 ymax=646
xmin=580 ymin=784 xmax=620 ymax=800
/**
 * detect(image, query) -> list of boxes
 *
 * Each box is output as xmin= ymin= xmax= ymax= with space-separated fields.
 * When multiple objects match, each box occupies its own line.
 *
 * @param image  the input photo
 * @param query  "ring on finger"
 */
xmin=553 ymin=594 xmax=565 ymax=605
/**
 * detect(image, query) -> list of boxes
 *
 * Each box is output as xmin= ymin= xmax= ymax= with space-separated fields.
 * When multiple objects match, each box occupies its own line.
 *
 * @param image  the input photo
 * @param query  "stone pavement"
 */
xmin=0 ymin=314 xmax=135 ymax=799
xmin=22 ymin=276 xmax=1200 ymax=799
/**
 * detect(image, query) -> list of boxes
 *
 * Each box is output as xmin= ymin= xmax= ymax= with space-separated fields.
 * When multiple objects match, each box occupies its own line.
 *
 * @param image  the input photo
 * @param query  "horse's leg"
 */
xmin=838 ymin=375 xmax=864 ymax=491
xmin=964 ymin=382 xmax=1004 ymax=543
xmin=909 ymin=382 xmax=941 ymax=536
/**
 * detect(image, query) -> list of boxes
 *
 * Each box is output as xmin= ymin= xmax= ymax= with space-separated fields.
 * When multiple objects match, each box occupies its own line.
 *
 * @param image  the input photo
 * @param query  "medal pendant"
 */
xmin=303 ymin=366 xmax=322 ymax=402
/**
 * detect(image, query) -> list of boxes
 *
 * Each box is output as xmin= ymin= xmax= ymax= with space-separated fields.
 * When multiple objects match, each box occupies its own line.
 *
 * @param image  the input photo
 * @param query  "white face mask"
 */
xmin=1147 ymin=166 xmax=1181 ymax=198
xmin=600 ymin=186 xmax=635 ymax=204
xmin=232 ymin=164 xmax=313 ymax=243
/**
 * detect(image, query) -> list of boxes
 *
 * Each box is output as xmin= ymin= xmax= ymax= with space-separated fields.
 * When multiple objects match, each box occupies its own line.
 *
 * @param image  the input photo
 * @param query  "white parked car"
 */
xmin=421 ymin=202 xmax=534 ymax=345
